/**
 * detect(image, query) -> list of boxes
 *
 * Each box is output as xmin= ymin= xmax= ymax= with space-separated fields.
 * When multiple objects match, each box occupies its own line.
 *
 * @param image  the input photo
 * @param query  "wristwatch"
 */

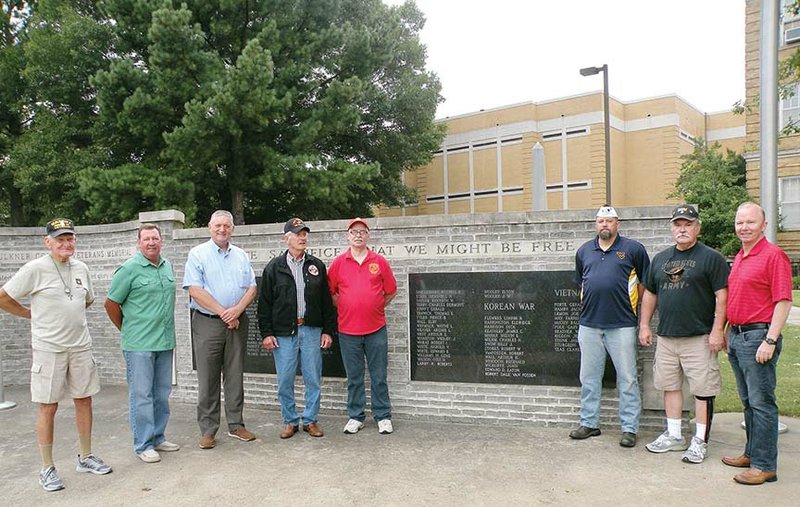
xmin=764 ymin=337 xmax=778 ymax=345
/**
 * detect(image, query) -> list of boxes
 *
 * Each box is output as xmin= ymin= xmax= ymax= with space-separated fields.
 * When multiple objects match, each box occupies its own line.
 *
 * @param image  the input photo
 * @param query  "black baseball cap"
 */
xmin=670 ymin=205 xmax=699 ymax=222
xmin=284 ymin=218 xmax=310 ymax=234
xmin=46 ymin=218 xmax=75 ymax=238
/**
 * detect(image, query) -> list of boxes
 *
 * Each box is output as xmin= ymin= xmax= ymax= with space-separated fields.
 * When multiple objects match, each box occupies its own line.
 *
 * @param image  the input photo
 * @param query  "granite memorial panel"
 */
xmin=410 ymin=271 xmax=615 ymax=386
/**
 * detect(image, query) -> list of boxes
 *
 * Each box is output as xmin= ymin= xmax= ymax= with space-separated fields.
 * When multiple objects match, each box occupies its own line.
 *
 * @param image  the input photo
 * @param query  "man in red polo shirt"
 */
xmin=723 ymin=202 xmax=792 ymax=485
xmin=328 ymin=218 xmax=397 ymax=435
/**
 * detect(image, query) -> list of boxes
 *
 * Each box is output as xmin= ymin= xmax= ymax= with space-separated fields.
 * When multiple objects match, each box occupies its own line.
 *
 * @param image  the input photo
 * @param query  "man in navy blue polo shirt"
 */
xmin=569 ymin=206 xmax=650 ymax=448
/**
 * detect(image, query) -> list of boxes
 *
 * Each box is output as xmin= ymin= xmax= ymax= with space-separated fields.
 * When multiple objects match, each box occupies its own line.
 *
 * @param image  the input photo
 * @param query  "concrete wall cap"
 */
xmin=139 ymin=209 xmax=185 ymax=224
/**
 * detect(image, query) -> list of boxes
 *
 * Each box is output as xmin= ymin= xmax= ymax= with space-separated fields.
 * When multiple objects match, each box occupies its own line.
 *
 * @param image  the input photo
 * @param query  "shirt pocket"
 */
xmin=163 ymin=273 xmax=176 ymax=290
xmin=132 ymin=278 xmax=157 ymax=295
xmin=239 ymin=268 xmax=252 ymax=288
xmin=133 ymin=278 xmax=152 ymax=289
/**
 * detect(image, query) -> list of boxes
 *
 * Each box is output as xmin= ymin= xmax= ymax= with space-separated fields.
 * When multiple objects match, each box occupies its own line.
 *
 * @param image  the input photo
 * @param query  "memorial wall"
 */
xmin=0 ymin=207 xmax=675 ymax=429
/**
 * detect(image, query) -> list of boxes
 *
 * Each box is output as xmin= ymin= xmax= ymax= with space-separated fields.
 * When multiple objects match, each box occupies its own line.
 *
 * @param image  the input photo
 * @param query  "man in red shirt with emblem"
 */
xmin=328 ymin=218 xmax=397 ymax=435
xmin=723 ymin=202 xmax=792 ymax=485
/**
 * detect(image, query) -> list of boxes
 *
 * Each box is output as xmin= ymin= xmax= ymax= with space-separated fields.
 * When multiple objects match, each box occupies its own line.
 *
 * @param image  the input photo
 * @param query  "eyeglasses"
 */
xmin=349 ymin=229 xmax=369 ymax=237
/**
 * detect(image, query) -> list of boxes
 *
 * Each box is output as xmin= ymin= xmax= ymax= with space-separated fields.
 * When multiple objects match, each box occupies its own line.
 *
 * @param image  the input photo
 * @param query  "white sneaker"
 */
xmin=137 ymin=449 xmax=161 ymax=463
xmin=154 ymin=440 xmax=180 ymax=452
xmin=39 ymin=465 xmax=65 ymax=492
xmin=377 ymin=419 xmax=394 ymax=434
xmin=343 ymin=419 xmax=365 ymax=434
xmin=75 ymin=453 xmax=113 ymax=474
xmin=681 ymin=436 xmax=708 ymax=464
xmin=645 ymin=431 xmax=687 ymax=453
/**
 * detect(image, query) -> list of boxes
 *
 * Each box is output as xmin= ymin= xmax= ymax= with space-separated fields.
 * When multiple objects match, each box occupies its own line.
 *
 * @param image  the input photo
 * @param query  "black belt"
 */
xmin=730 ymin=323 xmax=770 ymax=334
xmin=194 ymin=310 xmax=221 ymax=320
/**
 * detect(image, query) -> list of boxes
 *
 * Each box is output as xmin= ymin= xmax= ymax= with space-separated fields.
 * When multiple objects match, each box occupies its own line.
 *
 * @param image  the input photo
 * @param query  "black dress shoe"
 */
xmin=569 ymin=426 xmax=601 ymax=439
xmin=619 ymin=432 xmax=637 ymax=448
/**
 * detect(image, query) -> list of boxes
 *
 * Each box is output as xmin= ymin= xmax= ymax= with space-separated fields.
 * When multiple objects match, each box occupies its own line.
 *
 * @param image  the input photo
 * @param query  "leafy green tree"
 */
xmin=670 ymin=140 xmax=749 ymax=256
xmin=2 ymin=0 xmax=113 ymax=226
xmin=1 ymin=0 xmax=33 ymax=225
xmin=93 ymin=0 xmax=443 ymax=224
xmin=1 ymin=0 xmax=443 ymax=226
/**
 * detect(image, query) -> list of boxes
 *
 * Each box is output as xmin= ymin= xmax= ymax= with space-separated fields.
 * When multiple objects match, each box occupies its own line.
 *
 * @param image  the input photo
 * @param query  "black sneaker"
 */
xmin=619 ymin=432 xmax=637 ymax=448
xmin=569 ymin=426 xmax=601 ymax=439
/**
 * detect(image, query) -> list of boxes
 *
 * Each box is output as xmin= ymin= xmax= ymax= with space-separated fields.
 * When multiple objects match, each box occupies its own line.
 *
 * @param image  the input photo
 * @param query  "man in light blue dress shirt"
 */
xmin=183 ymin=210 xmax=258 ymax=449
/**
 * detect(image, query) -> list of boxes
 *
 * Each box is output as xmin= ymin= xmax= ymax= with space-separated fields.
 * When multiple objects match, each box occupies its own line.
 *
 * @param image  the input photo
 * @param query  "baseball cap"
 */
xmin=670 ymin=205 xmax=699 ymax=222
xmin=46 ymin=218 xmax=75 ymax=238
xmin=347 ymin=217 xmax=369 ymax=230
xmin=596 ymin=206 xmax=618 ymax=218
xmin=284 ymin=217 xmax=310 ymax=234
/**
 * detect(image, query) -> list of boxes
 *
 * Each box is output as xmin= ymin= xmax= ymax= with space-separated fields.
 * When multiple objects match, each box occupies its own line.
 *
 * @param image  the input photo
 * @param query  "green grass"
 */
xmin=793 ymin=290 xmax=800 ymax=306
xmin=717 ymin=323 xmax=800 ymax=417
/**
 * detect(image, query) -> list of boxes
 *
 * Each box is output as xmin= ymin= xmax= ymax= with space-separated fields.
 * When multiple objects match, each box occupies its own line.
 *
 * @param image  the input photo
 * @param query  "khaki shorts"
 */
xmin=30 ymin=349 xmax=101 ymax=404
xmin=652 ymin=334 xmax=721 ymax=397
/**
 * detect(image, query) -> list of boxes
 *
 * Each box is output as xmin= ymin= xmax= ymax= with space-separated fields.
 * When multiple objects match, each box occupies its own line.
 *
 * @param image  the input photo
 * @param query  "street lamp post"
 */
xmin=580 ymin=64 xmax=611 ymax=205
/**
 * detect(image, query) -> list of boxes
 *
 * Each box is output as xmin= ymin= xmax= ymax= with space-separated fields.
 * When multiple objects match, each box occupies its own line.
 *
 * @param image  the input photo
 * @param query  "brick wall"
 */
xmin=1 ymin=207 xmax=676 ymax=429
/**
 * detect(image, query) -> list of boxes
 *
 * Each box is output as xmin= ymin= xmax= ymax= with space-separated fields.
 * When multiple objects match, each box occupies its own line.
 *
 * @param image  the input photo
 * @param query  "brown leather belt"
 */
xmin=297 ymin=318 xmax=305 ymax=325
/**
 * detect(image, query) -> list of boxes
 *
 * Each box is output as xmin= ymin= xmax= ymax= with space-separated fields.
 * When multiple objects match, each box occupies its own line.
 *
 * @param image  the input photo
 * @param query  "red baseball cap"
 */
xmin=347 ymin=217 xmax=369 ymax=230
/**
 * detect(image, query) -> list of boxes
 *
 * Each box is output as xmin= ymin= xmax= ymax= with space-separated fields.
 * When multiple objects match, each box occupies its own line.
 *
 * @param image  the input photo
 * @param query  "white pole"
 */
xmin=0 ymin=347 xmax=18 ymax=410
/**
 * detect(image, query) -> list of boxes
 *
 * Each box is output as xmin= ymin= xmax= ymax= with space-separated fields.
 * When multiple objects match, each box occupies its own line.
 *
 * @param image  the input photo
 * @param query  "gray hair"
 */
xmin=209 ymin=210 xmax=234 ymax=225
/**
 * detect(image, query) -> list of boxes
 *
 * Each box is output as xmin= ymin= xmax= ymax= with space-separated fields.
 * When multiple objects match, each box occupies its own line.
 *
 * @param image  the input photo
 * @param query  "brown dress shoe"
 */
xmin=228 ymin=427 xmax=256 ymax=442
xmin=721 ymin=454 xmax=751 ymax=468
xmin=303 ymin=422 xmax=324 ymax=437
xmin=734 ymin=467 xmax=777 ymax=485
xmin=280 ymin=424 xmax=298 ymax=439
xmin=199 ymin=435 xmax=216 ymax=449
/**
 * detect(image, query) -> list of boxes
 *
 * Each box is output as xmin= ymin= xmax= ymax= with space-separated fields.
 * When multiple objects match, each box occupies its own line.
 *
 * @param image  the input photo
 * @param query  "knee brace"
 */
xmin=695 ymin=395 xmax=715 ymax=441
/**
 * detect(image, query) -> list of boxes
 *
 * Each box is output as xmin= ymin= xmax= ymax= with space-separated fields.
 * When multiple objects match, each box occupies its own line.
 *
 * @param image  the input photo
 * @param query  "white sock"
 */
xmin=694 ymin=423 xmax=707 ymax=441
xmin=667 ymin=418 xmax=682 ymax=439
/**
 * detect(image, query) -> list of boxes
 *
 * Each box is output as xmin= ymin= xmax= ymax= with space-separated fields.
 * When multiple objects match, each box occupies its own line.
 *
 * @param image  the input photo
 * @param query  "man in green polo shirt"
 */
xmin=104 ymin=223 xmax=179 ymax=463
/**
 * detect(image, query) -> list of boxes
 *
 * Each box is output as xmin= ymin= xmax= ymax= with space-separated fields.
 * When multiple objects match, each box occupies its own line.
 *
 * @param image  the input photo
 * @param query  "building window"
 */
xmin=779 ymin=176 xmax=800 ymax=229
xmin=780 ymin=83 xmax=800 ymax=130
xmin=546 ymin=181 xmax=590 ymax=191
xmin=540 ymin=127 xmax=589 ymax=141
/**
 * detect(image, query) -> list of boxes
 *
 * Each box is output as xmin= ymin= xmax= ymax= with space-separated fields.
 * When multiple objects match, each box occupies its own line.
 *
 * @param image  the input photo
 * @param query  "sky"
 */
xmin=385 ymin=0 xmax=746 ymax=119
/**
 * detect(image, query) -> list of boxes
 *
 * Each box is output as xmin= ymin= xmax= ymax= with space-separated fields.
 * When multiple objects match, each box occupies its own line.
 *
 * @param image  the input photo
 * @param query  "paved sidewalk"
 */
xmin=0 ymin=384 xmax=797 ymax=506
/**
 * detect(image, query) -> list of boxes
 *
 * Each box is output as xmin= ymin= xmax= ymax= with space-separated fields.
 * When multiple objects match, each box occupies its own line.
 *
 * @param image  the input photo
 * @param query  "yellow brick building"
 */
xmin=745 ymin=0 xmax=800 ymax=255
xmin=380 ymin=93 xmax=744 ymax=218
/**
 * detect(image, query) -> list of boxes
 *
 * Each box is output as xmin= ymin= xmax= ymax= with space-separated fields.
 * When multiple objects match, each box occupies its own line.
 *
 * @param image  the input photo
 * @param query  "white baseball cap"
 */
xmin=596 ymin=206 xmax=618 ymax=218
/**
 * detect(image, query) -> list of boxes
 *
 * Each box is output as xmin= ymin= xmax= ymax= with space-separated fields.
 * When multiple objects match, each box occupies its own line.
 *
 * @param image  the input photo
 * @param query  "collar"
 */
xmin=209 ymin=238 xmax=232 ymax=255
xmin=740 ymin=236 xmax=769 ymax=258
xmin=344 ymin=247 xmax=373 ymax=260
xmin=286 ymin=250 xmax=306 ymax=264
xmin=593 ymin=234 xmax=621 ymax=251
xmin=673 ymin=241 xmax=700 ymax=255
xmin=134 ymin=250 xmax=163 ymax=267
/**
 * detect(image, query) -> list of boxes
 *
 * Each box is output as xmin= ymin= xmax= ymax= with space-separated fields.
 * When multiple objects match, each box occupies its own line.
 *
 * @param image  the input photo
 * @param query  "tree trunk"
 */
xmin=9 ymin=185 xmax=25 ymax=226
xmin=231 ymin=188 xmax=245 ymax=225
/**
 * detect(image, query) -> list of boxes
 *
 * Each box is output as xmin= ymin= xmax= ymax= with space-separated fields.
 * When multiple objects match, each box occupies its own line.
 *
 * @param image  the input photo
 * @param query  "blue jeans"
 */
xmin=123 ymin=350 xmax=173 ymax=454
xmin=272 ymin=326 xmax=323 ymax=426
xmin=728 ymin=329 xmax=782 ymax=472
xmin=339 ymin=327 xmax=391 ymax=422
xmin=577 ymin=325 xmax=640 ymax=433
